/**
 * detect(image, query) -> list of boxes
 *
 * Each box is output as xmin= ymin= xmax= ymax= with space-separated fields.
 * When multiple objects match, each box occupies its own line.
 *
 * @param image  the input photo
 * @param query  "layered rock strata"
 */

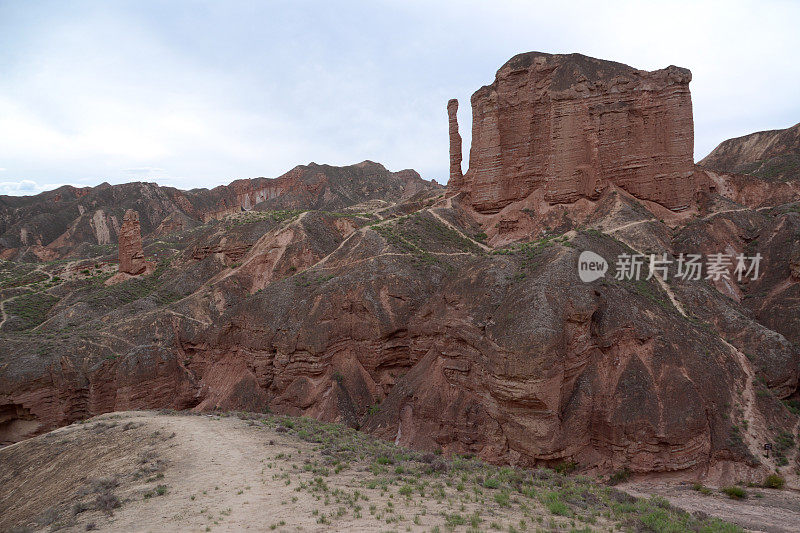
xmin=451 ymin=52 xmax=696 ymax=213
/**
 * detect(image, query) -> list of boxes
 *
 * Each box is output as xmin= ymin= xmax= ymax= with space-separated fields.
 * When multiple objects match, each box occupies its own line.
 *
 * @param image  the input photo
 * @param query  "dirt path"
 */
xmin=429 ymin=207 xmax=491 ymax=252
xmin=609 ymin=232 xmax=689 ymax=317
xmin=104 ymin=413 xmax=312 ymax=532
xmin=0 ymin=296 xmax=8 ymax=328
xmin=605 ymin=218 xmax=658 ymax=233
xmin=5 ymin=411 xmax=791 ymax=532
xmin=1 ymin=412 xmax=547 ymax=532
xmin=622 ymin=481 xmax=800 ymax=533
xmin=0 ymin=412 xmax=342 ymax=532
xmin=701 ymin=207 xmax=773 ymax=221
xmin=0 ymin=292 xmax=25 ymax=329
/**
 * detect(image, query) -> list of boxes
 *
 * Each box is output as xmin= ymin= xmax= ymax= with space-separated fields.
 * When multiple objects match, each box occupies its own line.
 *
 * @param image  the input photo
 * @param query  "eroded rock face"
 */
xmin=453 ymin=52 xmax=696 ymax=213
xmin=118 ymin=210 xmax=146 ymax=275
xmin=447 ymin=99 xmax=463 ymax=187
xmin=2 ymin=189 xmax=798 ymax=483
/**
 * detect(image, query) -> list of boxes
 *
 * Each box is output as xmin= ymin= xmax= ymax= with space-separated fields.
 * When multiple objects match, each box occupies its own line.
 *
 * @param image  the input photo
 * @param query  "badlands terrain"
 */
xmin=1 ymin=51 xmax=800 ymax=531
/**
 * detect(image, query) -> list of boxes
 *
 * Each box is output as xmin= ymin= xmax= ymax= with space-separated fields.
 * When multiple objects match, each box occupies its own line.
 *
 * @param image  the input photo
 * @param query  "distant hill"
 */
xmin=700 ymin=122 xmax=800 ymax=181
xmin=0 ymin=161 xmax=439 ymax=260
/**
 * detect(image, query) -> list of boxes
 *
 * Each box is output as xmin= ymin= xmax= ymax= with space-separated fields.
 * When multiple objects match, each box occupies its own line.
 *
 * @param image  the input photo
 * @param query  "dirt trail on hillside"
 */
xmin=0 ymin=412 xmax=325 ymax=532
xmin=105 ymin=413 xmax=311 ymax=532
xmin=623 ymin=481 xmax=800 ymax=533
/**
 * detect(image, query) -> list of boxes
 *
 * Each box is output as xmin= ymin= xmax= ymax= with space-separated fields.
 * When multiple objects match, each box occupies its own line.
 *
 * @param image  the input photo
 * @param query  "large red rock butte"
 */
xmin=450 ymin=52 xmax=696 ymax=213
xmin=117 ymin=209 xmax=146 ymax=275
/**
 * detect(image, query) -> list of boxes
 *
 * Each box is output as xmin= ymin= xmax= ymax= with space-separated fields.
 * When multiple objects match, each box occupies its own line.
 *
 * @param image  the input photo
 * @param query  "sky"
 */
xmin=1 ymin=0 xmax=799 ymax=196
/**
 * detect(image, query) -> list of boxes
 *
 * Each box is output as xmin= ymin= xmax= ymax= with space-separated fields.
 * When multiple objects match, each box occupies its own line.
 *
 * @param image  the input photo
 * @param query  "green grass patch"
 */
xmin=4 ymin=291 xmax=59 ymax=330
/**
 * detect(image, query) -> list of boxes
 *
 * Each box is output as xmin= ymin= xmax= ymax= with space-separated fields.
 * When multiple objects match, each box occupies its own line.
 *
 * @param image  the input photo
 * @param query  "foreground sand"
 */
xmin=0 ymin=411 xmax=793 ymax=532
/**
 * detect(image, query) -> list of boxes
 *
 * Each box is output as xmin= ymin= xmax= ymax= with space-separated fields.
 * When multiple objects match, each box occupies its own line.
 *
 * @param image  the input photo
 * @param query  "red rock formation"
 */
xmin=453 ymin=52 xmax=696 ymax=213
xmin=196 ymin=162 xmax=435 ymax=222
xmin=118 ymin=210 xmax=146 ymax=275
xmin=447 ymin=99 xmax=463 ymax=187
xmin=2 ymin=53 xmax=798 ymax=486
xmin=694 ymin=167 xmax=800 ymax=208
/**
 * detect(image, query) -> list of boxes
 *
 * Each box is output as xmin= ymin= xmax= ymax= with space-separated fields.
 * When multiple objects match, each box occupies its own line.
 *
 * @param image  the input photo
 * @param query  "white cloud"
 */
xmin=0 ymin=180 xmax=65 ymax=196
xmin=0 ymin=1 xmax=796 ymax=195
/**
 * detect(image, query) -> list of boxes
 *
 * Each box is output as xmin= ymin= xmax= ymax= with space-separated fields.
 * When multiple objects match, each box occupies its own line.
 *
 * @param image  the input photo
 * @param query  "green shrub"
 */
xmin=764 ymin=474 xmax=785 ymax=489
xmin=444 ymin=513 xmax=466 ymax=527
xmin=483 ymin=478 xmax=500 ymax=489
xmin=721 ymin=486 xmax=747 ymax=499
xmin=547 ymin=500 xmax=570 ymax=516
xmin=608 ymin=468 xmax=631 ymax=485
xmin=494 ymin=491 xmax=510 ymax=507
xmin=554 ymin=460 xmax=577 ymax=474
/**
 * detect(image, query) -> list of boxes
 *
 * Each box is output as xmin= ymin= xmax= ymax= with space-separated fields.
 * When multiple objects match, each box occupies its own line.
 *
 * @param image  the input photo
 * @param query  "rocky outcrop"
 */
xmin=791 ymin=243 xmax=800 ymax=281
xmin=693 ymin=167 xmax=800 ymax=208
xmin=452 ymin=52 xmax=696 ymax=213
xmin=118 ymin=210 xmax=146 ymax=275
xmin=447 ymin=99 xmax=463 ymax=187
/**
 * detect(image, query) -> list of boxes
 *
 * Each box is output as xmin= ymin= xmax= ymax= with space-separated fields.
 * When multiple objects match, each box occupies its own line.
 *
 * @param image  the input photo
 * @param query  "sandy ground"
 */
xmin=0 ymin=412 xmax=548 ymax=532
xmin=4 ymin=411 xmax=800 ymax=532
xmin=622 ymin=480 xmax=800 ymax=533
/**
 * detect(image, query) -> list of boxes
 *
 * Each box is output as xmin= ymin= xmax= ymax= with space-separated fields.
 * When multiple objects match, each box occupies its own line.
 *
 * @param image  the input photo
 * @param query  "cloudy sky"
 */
xmin=1 ymin=0 xmax=798 ymax=195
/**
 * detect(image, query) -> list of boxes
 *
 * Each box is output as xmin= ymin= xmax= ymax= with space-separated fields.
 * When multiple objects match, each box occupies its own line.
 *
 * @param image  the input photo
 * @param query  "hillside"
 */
xmin=699 ymin=123 xmax=800 ymax=181
xmin=0 ymin=410 xmax=771 ymax=532
xmin=0 ymin=161 xmax=439 ymax=261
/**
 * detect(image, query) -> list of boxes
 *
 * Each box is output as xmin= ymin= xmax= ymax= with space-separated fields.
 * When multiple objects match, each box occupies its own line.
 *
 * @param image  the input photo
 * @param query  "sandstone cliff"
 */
xmin=2 ymin=189 xmax=798 ymax=482
xmin=451 ymin=52 xmax=696 ymax=213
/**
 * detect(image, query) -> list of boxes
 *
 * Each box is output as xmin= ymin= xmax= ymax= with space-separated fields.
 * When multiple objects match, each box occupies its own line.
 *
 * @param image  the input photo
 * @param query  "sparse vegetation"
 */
xmin=0 ymin=410 xmax=751 ymax=533
xmin=764 ymin=473 xmax=785 ymax=489
xmin=721 ymin=486 xmax=747 ymax=500
xmin=607 ymin=468 xmax=631 ymax=485
xmin=4 ymin=291 xmax=59 ymax=330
